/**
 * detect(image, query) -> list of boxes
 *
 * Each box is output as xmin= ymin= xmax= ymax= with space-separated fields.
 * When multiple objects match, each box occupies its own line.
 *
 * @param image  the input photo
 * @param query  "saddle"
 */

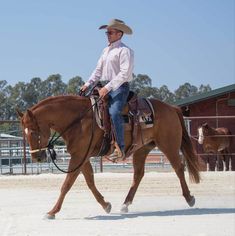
xmin=89 ymin=84 xmax=154 ymax=159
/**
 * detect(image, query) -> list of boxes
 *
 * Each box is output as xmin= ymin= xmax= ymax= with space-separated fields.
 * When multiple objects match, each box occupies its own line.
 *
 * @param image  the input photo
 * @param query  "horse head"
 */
xmin=17 ymin=108 xmax=50 ymax=163
xmin=197 ymin=123 xmax=210 ymax=144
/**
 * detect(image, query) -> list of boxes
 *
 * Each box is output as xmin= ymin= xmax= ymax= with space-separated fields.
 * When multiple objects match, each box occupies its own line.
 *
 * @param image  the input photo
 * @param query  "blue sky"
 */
xmin=0 ymin=0 xmax=234 ymax=91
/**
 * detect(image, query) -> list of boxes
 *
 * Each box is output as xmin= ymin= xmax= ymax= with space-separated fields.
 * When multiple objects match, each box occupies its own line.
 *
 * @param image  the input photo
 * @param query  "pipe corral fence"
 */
xmin=0 ymin=115 xmax=234 ymax=175
xmin=184 ymin=115 xmax=235 ymax=171
xmin=0 ymin=120 xmax=171 ymax=175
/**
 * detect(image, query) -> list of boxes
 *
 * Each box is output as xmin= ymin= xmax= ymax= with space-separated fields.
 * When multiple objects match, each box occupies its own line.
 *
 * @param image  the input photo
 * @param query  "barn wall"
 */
xmin=182 ymin=92 xmax=235 ymax=171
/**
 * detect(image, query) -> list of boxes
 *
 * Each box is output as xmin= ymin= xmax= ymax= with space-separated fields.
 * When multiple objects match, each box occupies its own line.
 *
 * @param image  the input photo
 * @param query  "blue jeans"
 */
xmin=108 ymin=83 xmax=129 ymax=152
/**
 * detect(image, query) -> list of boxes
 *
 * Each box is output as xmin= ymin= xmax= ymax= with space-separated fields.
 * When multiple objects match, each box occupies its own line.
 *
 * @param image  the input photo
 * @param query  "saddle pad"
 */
xmin=90 ymin=97 xmax=154 ymax=131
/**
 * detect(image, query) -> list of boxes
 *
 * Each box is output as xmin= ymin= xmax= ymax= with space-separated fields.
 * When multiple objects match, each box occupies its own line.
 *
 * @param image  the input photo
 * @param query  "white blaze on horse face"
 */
xmin=198 ymin=127 xmax=204 ymax=144
xmin=24 ymin=128 xmax=29 ymax=135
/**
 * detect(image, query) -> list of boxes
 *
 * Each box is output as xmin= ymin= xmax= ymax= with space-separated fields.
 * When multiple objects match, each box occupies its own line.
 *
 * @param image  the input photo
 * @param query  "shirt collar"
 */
xmin=109 ymin=39 xmax=122 ymax=48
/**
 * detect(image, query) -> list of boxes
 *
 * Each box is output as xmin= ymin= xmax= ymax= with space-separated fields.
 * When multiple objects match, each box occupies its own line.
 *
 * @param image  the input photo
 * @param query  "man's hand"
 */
xmin=80 ymin=85 xmax=88 ymax=92
xmin=99 ymin=87 xmax=109 ymax=98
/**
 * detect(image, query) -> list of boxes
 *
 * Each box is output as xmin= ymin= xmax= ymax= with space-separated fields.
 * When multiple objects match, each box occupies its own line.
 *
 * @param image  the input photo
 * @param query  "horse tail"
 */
xmin=175 ymin=107 xmax=201 ymax=183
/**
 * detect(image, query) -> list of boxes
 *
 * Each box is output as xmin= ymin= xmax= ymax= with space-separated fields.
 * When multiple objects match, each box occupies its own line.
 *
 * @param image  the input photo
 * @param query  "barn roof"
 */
xmin=174 ymin=84 xmax=235 ymax=106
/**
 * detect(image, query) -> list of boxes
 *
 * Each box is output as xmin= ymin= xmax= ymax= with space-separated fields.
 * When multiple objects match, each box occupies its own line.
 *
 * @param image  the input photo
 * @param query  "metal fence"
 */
xmin=1 ymin=115 xmax=234 ymax=175
xmin=0 ymin=145 xmax=171 ymax=174
xmin=184 ymin=115 xmax=235 ymax=171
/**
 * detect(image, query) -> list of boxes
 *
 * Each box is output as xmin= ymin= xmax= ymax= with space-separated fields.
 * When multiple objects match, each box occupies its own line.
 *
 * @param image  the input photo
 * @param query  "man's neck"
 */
xmin=109 ymin=39 xmax=122 ymax=46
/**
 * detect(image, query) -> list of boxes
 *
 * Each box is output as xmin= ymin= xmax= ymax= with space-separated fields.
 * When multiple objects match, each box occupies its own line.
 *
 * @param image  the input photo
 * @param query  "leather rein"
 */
xmin=29 ymin=95 xmax=101 ymax=174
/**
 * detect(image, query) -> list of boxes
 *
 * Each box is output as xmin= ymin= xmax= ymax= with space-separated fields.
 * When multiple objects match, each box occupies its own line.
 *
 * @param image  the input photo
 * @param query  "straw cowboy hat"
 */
xmin=99 ymin=19 xmax=133 ymax=35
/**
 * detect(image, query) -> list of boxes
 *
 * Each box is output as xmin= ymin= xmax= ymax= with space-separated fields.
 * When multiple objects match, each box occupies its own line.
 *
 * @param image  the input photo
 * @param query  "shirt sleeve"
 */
xmin=85 ymin=50 xmax=104 ymax=87
xmin=105 ymin=47 xmax=134 ymax=92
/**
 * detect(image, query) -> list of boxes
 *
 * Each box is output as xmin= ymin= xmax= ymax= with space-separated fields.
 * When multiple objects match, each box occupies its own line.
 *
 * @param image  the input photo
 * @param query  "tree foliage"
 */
xmin=0 ymin=74 xmax=211 ymax=120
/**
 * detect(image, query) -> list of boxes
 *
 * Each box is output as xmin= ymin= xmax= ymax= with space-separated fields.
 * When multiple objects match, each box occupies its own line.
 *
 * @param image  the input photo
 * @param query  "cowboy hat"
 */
xmin=99 ymin=19 xmax=133 ymax=35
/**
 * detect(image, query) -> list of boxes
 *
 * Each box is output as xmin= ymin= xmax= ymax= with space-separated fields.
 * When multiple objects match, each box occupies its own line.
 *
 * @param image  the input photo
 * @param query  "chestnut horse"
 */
xmin=17 ymin=95 xmax=200 ymax=219
xmin=198 ymin=123 xmax=232 ymax=171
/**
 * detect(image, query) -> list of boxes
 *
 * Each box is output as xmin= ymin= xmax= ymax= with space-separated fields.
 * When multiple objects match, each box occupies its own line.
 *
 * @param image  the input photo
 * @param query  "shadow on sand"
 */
xmin=84 ymin=208 xmax=235 ymax=221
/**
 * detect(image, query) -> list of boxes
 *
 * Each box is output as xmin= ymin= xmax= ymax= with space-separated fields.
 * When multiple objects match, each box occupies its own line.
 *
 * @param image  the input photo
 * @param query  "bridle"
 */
xmin=25 ymin=121 xmax=48 ymax=154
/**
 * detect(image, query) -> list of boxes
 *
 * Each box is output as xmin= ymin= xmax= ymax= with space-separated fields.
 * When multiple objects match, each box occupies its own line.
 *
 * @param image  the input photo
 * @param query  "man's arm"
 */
xmin=105 ymin=47 xmax=134 ymax=92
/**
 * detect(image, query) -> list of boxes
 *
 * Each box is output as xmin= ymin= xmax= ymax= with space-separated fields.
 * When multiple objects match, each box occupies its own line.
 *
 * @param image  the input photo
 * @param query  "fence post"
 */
xmin=23 ymin=131 xmax=27 ymax=174
xmin=100 ymin=157 xmax=103 ymax=173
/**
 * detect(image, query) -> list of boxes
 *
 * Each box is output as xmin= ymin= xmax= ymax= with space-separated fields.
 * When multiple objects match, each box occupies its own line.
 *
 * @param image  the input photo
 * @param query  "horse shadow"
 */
xmin=84 ymin=208 xmax=235 ymax=221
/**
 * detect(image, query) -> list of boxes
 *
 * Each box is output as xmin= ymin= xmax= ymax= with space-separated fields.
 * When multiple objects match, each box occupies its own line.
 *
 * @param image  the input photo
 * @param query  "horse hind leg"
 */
xmin=121 ymin=142 xmax=155 ymax=213
xmin=162 ymin=148 xmax=195 ymax=207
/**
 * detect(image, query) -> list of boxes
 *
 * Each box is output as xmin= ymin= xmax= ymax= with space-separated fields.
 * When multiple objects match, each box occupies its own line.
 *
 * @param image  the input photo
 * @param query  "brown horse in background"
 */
xmin=198 ymin=123 xmax=232 ymax=171
xmin=17 ymin=95 xmax=200 ymax=219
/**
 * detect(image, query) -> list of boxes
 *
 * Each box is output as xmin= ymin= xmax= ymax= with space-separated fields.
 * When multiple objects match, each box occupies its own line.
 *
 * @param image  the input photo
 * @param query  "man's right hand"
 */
xmin=80 ymin=85 xmax=88 ymax=92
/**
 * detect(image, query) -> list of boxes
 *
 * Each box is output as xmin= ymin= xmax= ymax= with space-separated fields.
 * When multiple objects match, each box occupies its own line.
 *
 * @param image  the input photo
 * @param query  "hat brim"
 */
xmin=99 ymin=24 xmax=133 ymax=35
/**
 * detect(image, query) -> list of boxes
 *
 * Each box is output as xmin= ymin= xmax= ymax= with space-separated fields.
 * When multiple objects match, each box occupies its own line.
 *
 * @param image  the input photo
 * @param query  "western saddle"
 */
xmin=84 ymin=83 xmax=154 ymax=159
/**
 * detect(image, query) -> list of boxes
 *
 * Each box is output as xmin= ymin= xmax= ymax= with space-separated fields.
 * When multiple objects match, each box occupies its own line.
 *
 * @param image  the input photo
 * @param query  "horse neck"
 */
xmin=206 ymin=126 xmax=217 ymax=136
xmin=32 ymin=96 xmax=91 ymax=135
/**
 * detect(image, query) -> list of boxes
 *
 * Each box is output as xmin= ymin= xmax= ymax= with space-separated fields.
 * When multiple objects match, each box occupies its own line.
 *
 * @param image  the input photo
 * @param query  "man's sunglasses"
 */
xmin=105 ymin=30 xmax=123 ymax=35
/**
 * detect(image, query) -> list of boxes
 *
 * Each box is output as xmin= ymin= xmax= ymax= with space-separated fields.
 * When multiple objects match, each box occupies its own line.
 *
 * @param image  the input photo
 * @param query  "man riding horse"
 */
xmin=81 ymin=19 xmax=134 ymax=160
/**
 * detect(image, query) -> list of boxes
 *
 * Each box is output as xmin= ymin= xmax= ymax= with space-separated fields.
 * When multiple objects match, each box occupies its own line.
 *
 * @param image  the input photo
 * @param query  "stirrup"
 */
xmin=109 ymin=148 xmax=125 ymax=162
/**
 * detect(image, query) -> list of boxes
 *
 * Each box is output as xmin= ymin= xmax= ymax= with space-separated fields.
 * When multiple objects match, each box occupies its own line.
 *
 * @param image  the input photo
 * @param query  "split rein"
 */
xmin=32 ymin=95 xmax=101 ymax=174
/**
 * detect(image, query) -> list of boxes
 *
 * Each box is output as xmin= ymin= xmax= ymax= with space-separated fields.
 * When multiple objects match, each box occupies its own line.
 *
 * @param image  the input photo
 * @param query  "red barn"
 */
xmin=175 ymin=84 xmax=235 ymax=171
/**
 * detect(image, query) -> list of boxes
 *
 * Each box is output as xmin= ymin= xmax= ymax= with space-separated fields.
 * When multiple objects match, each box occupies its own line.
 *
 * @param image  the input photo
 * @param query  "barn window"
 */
xmin=227 ymin=99 xmax=235 ymax=106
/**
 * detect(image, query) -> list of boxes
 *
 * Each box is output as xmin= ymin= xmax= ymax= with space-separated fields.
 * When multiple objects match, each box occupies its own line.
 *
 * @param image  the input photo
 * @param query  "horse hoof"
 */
xmin=188 ymin=196 xmax=195 ymax=207
xmin=44 ymin=213 xmax=55 ymax=220
xmin=120 ymin=204 xmax=128 ymax=213
xmin=104 ymin=202 xmax=112 ymax=214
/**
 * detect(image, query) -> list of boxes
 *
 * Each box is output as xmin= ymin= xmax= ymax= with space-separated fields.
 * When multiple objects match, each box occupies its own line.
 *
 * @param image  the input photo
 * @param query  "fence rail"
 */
xmin=0 ymin=144 xmax=171 ymax=174
xmin=1 ymin=115 xmax=234 ymax=174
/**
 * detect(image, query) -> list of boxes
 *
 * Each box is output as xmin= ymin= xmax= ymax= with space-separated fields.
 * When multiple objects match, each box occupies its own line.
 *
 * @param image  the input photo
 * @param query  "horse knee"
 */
xmin=134 ymin=169 xmax=145 ymax=182
xmin=86 ymin=181 xmax=95 ymax=190
xmin=61 ymin=182 xmax=72 ymax=193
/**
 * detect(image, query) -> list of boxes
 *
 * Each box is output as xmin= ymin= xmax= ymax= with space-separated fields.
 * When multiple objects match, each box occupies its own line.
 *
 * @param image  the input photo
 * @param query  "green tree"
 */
xmin=158 ymin=85 xmax=176 ymax=103
xmin=8 ymin=82 xmax=28 ymax=115
xmin=0 ymin=80 xmax=8 ymax=119
xmin=174 ymin=82 xmax=198 ymax=100
xmin=198 ymin=84 xmax=212 ymax=94
xmin=22 ymin=77 xmax=43 ymax=108
xmin=129 ymin=74 xmax=152 ymax=94
xmin=41 ymin=74 xmax=67 ymax=98
xmin=67 ymin=76 xmax=84 ymax=94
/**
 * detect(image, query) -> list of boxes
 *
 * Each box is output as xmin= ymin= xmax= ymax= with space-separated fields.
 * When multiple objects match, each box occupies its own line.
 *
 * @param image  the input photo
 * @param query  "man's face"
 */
xmin=105 ymin=28 xmax=123 ymax=43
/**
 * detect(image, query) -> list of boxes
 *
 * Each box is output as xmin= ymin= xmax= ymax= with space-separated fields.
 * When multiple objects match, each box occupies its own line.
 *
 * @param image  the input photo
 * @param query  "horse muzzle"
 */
xmin=198 ymin=137 xmax=204 ymax=145
xmin=31 ymin=150 xmax=47 ymax=163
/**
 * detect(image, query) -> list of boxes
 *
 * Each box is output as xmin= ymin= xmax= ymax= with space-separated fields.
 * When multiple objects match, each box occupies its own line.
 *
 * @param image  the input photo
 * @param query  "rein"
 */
xmin=47 ymin=108 xmax=96 ymax=174
xmin=46 ymin=96 xmax=101 ymax=173
xmin=47 ymin=96 xmax=101 ymax=147
xmin=30 ymin=96 xmax=101 ymax=174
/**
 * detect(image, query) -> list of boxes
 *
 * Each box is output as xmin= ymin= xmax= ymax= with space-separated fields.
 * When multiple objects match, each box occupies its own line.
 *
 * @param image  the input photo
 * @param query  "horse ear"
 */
xmin=16 ymin=108 xmax=24 ymax=118
xmin=26 ymin=109 xmax=34 ymax=119
xmin=202 ymin=122 xmax=208 ymax=128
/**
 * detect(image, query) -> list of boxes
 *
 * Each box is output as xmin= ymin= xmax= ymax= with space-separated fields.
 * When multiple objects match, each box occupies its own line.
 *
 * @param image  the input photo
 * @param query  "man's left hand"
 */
xmin=99 ymin=87 xmax=109 ymax=98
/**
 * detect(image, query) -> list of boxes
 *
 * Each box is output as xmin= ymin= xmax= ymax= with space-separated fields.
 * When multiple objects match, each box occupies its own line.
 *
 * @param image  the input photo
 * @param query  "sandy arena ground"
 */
xmin=0 ymin=171 xmax=234 ymax=236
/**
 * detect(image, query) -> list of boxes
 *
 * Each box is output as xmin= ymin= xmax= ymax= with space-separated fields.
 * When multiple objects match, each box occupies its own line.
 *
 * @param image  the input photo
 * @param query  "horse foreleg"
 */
xmin=46 ymin=159 xmax=80 ymax=219
xmin=223 ymin=149 xmax=230 ymax=171
xmin=81 ymin=161 xmax=112 ymax=213
xmin=121 ymin=145 xmax=150 ymax=213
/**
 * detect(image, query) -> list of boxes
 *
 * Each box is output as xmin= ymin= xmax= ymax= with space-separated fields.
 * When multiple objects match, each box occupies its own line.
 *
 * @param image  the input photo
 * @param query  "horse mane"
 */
xmin=31 ymin=95 xmax=89 ymax=111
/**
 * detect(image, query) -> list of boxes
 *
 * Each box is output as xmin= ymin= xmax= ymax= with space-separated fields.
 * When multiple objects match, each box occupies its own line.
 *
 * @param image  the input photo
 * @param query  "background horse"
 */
xmin=17 ymin=95 xmax=200 ymax=219
xmin=198 ymin=123 xmax=232 ymax=171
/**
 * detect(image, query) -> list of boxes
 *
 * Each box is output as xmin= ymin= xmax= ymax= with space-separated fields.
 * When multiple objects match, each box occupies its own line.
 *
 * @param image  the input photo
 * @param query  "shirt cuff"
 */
xmin=84 ymin=81 xmax=91 ymax=87
xmin=104 ymin=83 xmax=112 ymax=92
